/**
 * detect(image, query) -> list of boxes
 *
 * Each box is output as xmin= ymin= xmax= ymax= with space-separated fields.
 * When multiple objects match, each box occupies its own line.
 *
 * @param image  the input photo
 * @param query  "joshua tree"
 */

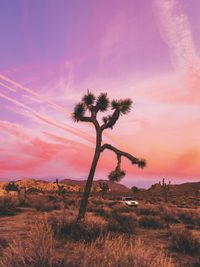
xmin=3 ymin=182 xmax=19 ymax=193
xmin=99 ymin=182 xmax=109 ymax=198
xmin=55 ymin=179 xmax=66 ymax=197
xmin=73 ymin=91 xmax=146 ymax=221
xmin=131 ymin=186 xmax=140 ymax=194
xmin=3 ymin=182 xmax=28 ymax=205
xmin=161 ymin=178 xmax=171 ymax=202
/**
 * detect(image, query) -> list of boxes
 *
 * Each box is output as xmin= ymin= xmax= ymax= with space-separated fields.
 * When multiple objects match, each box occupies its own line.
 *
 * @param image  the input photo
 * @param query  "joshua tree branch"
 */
xmin=101 ymin=109 xmax=120 ymax=130
xmin=79 ymin=116 xmax=93 ymax=123
xmin=100 ymin=143 xmax=145 ymax=167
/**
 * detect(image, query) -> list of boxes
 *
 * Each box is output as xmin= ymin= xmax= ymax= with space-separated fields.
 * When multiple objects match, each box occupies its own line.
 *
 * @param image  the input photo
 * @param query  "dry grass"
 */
xmin=49 ymin=211 xmax=107 ymax=243
xmin=0 ymin=216 xmax=174 ymax=267
xmin=0 ymin=215 xmax=55 ymax=267
xmin=67 ymin=235 xmax=174 ymax=267
xmin=0 ymin=194 xmax=199 ymax=266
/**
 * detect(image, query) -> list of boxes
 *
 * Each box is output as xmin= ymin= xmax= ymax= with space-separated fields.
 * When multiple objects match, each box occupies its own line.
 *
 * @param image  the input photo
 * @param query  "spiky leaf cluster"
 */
xmin=82 ymin=91 xmax=95 ymax=107
xmin=137 ymin=159 xmax=146 ymax=169
xmin=96 ymin=93 xmax=109 ymax=111
xmin=108 ymin=168 xmax=126 ymax=182
xmin=72 ymin=103 xmax=86 ymax=122
xmin=111 ymin=98 xmax=132 ymax=114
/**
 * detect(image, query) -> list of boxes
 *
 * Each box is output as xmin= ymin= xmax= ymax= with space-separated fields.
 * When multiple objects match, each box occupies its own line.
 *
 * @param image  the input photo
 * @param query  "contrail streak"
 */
xmin=0 ymin=74 xmax=69 ymax=115
xmin=0 ymin=74 xmax=119 ymax=146
xmin=0 ymin=81 xmax=16 ymax=92
xmin=0 ymin=92 xmax=94 ymax=144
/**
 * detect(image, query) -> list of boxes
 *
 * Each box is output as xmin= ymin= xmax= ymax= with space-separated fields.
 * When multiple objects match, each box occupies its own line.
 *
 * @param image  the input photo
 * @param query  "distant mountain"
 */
xmin=0 ymin=179 xmax=199 ymax=196
xmin=60 ymin=178 xmax=131 ymax=192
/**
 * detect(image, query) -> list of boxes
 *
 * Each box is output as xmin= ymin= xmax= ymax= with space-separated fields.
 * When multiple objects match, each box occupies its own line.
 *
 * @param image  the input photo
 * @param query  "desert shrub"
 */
xmin=135 ymin=205 xmax=161 ymax=216
xmin=178 ymin=210 xmax=200 ymax=226
xmin=0 ymin=196 xmax=18 ymax=216
xmin=0 ymin=216 xmax=56 ymax=267
xmin=91 ymin=199 xmax=104 ymax=206
xmin=0 ymin=239 xmax=8 ymax=249
xmin=0 ymin=238 xmax=8 ymax=256
xmin=26 ymin=195 xmax=60 ymax=211
xmin=139 ymin=215 xmax=165 ymax=229
xmin=87 ymin=206 xmax=111 ymax=219
xmin=63 ymin=198 xmax=76 ymax=207
xmin=112 ymin=203 xmax=132 ymax=213
xmin=159 ymin=206 xmax=179 ymax=224
xmin=108 ymin=212 xmax=137 ymax=234
xmin=106 ymin=200 xmax=119 ymax=207
xmin=49 ymin=214 xmax=106 ymax=243
xmin=26 ymin=187 xmax=41 ymax=194
xmin=170 ymin=228 xmax=200 ymax=255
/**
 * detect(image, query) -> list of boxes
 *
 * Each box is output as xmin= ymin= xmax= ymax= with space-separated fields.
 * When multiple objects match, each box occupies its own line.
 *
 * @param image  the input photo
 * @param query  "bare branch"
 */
xmin=100 ymin=143 xmax=146 ymax=168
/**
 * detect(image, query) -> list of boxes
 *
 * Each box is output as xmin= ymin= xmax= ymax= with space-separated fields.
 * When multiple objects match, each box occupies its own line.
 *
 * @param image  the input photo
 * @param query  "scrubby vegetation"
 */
xmin=0 ymin=196 xmax=18 ymax=216
xmin=0 ymin=190 xmax=199 ymax=266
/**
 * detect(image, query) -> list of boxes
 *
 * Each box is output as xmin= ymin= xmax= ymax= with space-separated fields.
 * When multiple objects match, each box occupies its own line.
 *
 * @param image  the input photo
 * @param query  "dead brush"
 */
xmin=0 ymin=215 xmax=55 ymax=267
xmin=170 ymin=227 xmax=200 ymax=255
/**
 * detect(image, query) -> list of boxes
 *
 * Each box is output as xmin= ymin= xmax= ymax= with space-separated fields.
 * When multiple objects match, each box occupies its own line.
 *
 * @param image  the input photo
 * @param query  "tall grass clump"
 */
xmin=49 ymin=212 xmax=107 ymax=243
xmin=0 ymin=216 xmax=55 ymax=267
xmin=67 ymin=235 xmax=174 ymax=267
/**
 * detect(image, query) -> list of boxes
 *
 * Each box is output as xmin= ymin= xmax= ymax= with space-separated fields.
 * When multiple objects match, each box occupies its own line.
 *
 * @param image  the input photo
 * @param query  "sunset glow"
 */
xmin=0 ymin=0 xmax=199 ymax=187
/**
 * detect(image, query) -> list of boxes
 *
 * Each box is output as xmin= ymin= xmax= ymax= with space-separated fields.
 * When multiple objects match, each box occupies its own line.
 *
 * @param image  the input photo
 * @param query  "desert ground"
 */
xmin=0 ymin=180 xmax=199 ymax=267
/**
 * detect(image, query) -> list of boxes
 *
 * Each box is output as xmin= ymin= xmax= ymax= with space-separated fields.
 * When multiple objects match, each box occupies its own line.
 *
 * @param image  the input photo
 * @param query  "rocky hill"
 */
xmin=0 ymin=178 xmax=130 ymax=195
xmin=0 ymin=179 xmax=199 ymax=197
xmin=60 ymin=178 xmax=130 ymax=192
xmin=149 ymin=181 xmax=200 ymax=195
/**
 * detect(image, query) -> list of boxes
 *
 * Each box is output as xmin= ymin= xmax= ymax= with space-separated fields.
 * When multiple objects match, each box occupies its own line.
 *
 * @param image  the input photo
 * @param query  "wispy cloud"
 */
xmin=154 ymin=0 xmax=199 ymax=70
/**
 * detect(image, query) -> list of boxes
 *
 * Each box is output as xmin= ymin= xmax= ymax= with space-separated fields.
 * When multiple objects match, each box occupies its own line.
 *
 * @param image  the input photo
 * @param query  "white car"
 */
xmin=121 ymin=197 xmax=139 ymax=207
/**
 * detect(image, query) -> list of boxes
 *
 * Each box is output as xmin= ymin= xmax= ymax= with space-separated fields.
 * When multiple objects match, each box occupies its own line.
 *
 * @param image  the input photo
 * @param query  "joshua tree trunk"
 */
xmin=77 ymin=131 xmax=102 ymax=222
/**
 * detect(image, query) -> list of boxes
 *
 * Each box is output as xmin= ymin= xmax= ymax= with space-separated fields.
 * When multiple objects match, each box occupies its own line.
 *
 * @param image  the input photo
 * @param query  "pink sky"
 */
xmin=0 ymin=0 xmax=199 ymax=188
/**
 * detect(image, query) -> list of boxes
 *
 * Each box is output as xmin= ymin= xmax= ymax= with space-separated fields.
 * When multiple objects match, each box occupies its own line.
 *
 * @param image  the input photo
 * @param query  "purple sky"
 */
xmin=0 ymin=0 xmax=200 ymax=188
